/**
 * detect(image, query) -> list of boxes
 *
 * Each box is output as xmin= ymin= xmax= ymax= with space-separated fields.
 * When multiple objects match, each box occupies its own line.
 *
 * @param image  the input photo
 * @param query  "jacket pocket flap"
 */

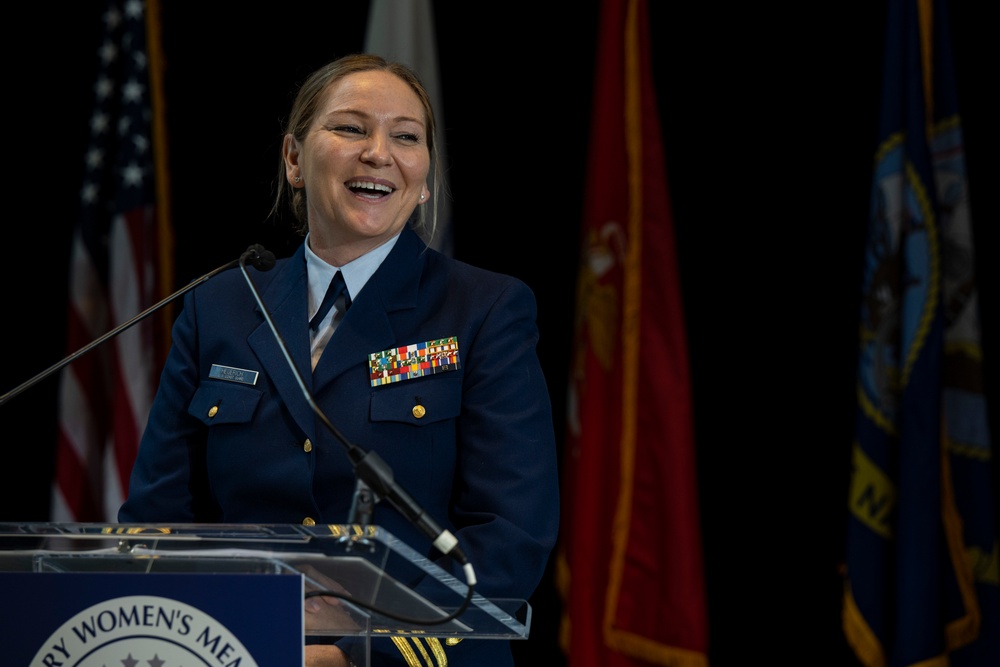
xmin=370 ymin=376 xmax=461 ymax=425
xmin=188 ymin=381 xmax=263 ymax=425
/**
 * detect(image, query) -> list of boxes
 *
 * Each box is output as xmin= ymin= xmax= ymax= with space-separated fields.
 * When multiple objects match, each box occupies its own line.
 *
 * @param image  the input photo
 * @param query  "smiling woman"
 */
xmin=4 ymin=3 xmax=998 ymax=667
xmin=279 ymin=62 xmax=433 ymax=266
xmin=117 ymin=53 xmax=562 ymax=667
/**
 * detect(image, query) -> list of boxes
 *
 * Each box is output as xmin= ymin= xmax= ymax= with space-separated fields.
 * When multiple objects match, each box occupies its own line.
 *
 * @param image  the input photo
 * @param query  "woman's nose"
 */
xmin=361 ymin=135 xmax=391 ymax=166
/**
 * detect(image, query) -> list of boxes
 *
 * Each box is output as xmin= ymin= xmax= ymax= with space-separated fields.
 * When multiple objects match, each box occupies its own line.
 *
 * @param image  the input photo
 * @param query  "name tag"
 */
xmin=209 ymin=364 xmax=259 ymax=386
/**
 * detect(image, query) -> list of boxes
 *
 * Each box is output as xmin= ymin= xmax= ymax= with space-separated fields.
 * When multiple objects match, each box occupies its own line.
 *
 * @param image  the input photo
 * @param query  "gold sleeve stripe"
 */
xmin=390 ymin=636 xmax=449 ymax=667
xmin=390 ymin=637 xmax=422 ymax=666
xmin=412 ymin=638 xmax=433 ymax=666
xmin=425 ymin=638 xmax=448 ymax=664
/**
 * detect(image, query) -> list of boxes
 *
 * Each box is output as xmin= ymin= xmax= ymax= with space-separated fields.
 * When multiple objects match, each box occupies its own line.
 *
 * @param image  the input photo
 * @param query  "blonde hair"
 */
xmin=272 ymin=53 xmax=440 ymax=243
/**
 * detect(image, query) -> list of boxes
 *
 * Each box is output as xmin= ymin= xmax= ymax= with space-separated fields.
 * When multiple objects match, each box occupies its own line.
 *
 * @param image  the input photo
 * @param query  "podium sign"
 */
xmin=2 ymin=571 xmax=302 ymax=666
xmin=0 ymin=523 xmax=531 ymax=667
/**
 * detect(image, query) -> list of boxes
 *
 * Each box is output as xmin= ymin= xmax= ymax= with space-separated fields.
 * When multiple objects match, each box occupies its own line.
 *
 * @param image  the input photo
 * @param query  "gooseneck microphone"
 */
xmin=0 ymin=245 xmax=277 ymax=407
xmin=237 ymin=246 xmax=475 ymax=580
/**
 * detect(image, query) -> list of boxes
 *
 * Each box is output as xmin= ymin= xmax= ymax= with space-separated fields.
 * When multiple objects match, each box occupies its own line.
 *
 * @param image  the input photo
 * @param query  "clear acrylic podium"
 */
xmin=0 ymin=522 xmax=530 ymax=666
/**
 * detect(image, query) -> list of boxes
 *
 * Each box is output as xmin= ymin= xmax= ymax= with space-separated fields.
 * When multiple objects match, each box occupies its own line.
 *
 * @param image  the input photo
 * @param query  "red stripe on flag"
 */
xmin=54 ymin=252 xmax=112 ymax=520
xmin=108 ymin=207 xmax=160 ymax=495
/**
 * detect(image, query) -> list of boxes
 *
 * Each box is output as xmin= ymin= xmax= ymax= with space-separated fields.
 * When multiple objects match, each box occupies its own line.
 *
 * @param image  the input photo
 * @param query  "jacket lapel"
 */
xmin=247 ymin=244 xmax=318 ymax=437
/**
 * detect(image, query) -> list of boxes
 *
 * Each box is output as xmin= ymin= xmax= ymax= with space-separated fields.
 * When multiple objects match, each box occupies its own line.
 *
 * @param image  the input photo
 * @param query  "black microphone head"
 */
xmin=244 ymin=244 xmax=276 ymax=271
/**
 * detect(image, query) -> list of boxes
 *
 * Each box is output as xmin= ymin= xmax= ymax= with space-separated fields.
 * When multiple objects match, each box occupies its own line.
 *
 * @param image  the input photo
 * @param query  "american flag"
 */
xmin=51 ymin=0 xmax=172 ymax=523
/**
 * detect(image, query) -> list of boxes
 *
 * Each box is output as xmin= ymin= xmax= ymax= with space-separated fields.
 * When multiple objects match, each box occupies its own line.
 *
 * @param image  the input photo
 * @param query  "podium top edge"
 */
xmin=0 ymin=522 xmax=390 ymax=542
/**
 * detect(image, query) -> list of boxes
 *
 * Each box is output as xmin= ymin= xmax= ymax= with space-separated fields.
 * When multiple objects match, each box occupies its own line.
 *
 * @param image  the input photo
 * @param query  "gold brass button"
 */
xmin=412 ymin=404 xmax=426 ymax=419
xmin=303 ymin=439 xmax=313 ymax=453
xmin=302 ymin=517 xmax=316 ymax=526
xmin=208 ymin=405 xmax=219 ymax=418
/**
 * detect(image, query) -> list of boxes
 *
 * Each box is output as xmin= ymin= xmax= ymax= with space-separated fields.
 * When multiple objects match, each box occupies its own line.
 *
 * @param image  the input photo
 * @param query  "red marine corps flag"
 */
xmin=51 ymin=0 xmax=173 ymax=522
xmin=557 ymin=1 xmax=710 ymax=666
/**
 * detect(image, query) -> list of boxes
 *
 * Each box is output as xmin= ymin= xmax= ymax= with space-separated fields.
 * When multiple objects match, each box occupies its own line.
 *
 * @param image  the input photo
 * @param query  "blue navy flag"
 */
xmin=843 ymin=0 xmax=999 ymax=665
xmin=52 ymin=0 xmax=173 ymax=522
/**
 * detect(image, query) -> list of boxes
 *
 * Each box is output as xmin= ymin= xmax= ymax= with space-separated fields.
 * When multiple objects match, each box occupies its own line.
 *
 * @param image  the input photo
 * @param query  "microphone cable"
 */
xmin=238 ymin=245 xmax=477 ymax=625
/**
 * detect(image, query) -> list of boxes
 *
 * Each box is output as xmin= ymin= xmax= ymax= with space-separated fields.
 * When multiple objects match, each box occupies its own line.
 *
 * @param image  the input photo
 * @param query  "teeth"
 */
xmin=347 ymin=181 xmax=393 ymax=194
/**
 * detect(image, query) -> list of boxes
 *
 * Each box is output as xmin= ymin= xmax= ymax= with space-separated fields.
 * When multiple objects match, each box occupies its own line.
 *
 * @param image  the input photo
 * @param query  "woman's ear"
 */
xmin=283 ymin=134 xmax=303 ymax=187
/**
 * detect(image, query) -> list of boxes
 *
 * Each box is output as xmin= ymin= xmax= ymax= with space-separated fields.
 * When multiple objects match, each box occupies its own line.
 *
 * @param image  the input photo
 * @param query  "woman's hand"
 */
xmin=299 ymin=563 xmax=363 ymax=634
xmin=298 ymin=562 xmax=362 ymax=665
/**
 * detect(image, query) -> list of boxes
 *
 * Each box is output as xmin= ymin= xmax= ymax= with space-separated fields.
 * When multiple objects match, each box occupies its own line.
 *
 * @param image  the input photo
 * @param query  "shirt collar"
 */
xmin=304 ymin=232 xmax=400 ymax=319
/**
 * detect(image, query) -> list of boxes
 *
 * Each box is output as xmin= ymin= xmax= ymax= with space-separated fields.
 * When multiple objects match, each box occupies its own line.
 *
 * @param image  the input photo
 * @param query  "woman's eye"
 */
xmin=333 ymin=125 xmax=363 ymax=134
xmin=395 ymin=133 xmax=419 ymax=143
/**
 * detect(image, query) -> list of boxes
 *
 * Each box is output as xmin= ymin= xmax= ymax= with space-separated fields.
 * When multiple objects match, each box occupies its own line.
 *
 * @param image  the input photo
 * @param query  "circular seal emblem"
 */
xmin=858 ymin=139 xmax=936 ymax=427
xmin=30 ymin=595 xmax=259 ymax=667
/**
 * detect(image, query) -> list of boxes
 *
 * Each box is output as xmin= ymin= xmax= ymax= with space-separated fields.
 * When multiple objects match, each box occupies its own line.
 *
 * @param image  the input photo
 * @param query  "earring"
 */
xmin=419 ymin=194 xmax=425 ymax=200
xmin=294 ymin=176 xmax=302 ymax=183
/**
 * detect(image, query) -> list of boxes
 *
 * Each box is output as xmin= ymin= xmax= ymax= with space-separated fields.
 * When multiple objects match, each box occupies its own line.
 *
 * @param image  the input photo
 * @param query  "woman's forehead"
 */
xmin=318 ymin=70 xmax=426 ymax=123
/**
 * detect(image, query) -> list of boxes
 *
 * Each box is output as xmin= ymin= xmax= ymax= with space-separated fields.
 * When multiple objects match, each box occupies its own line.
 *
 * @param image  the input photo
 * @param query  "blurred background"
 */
xmin=1 ymin=1 xmax=996 ymax=665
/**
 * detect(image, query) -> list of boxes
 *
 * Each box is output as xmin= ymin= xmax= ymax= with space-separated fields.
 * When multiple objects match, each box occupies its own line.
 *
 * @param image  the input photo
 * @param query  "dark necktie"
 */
xmin=309 ymin=270 xmax=351 ymax=331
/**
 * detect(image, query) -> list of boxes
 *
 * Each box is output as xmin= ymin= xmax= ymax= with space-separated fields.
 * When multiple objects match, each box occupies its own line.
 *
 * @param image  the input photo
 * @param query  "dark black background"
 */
xmin=1 ymin=2 xmax=997 ymax=665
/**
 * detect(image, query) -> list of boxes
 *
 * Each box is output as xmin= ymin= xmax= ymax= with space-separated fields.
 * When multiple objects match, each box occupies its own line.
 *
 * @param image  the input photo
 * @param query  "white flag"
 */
xmin=365 ymin=0 xmax=452 ymax=256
